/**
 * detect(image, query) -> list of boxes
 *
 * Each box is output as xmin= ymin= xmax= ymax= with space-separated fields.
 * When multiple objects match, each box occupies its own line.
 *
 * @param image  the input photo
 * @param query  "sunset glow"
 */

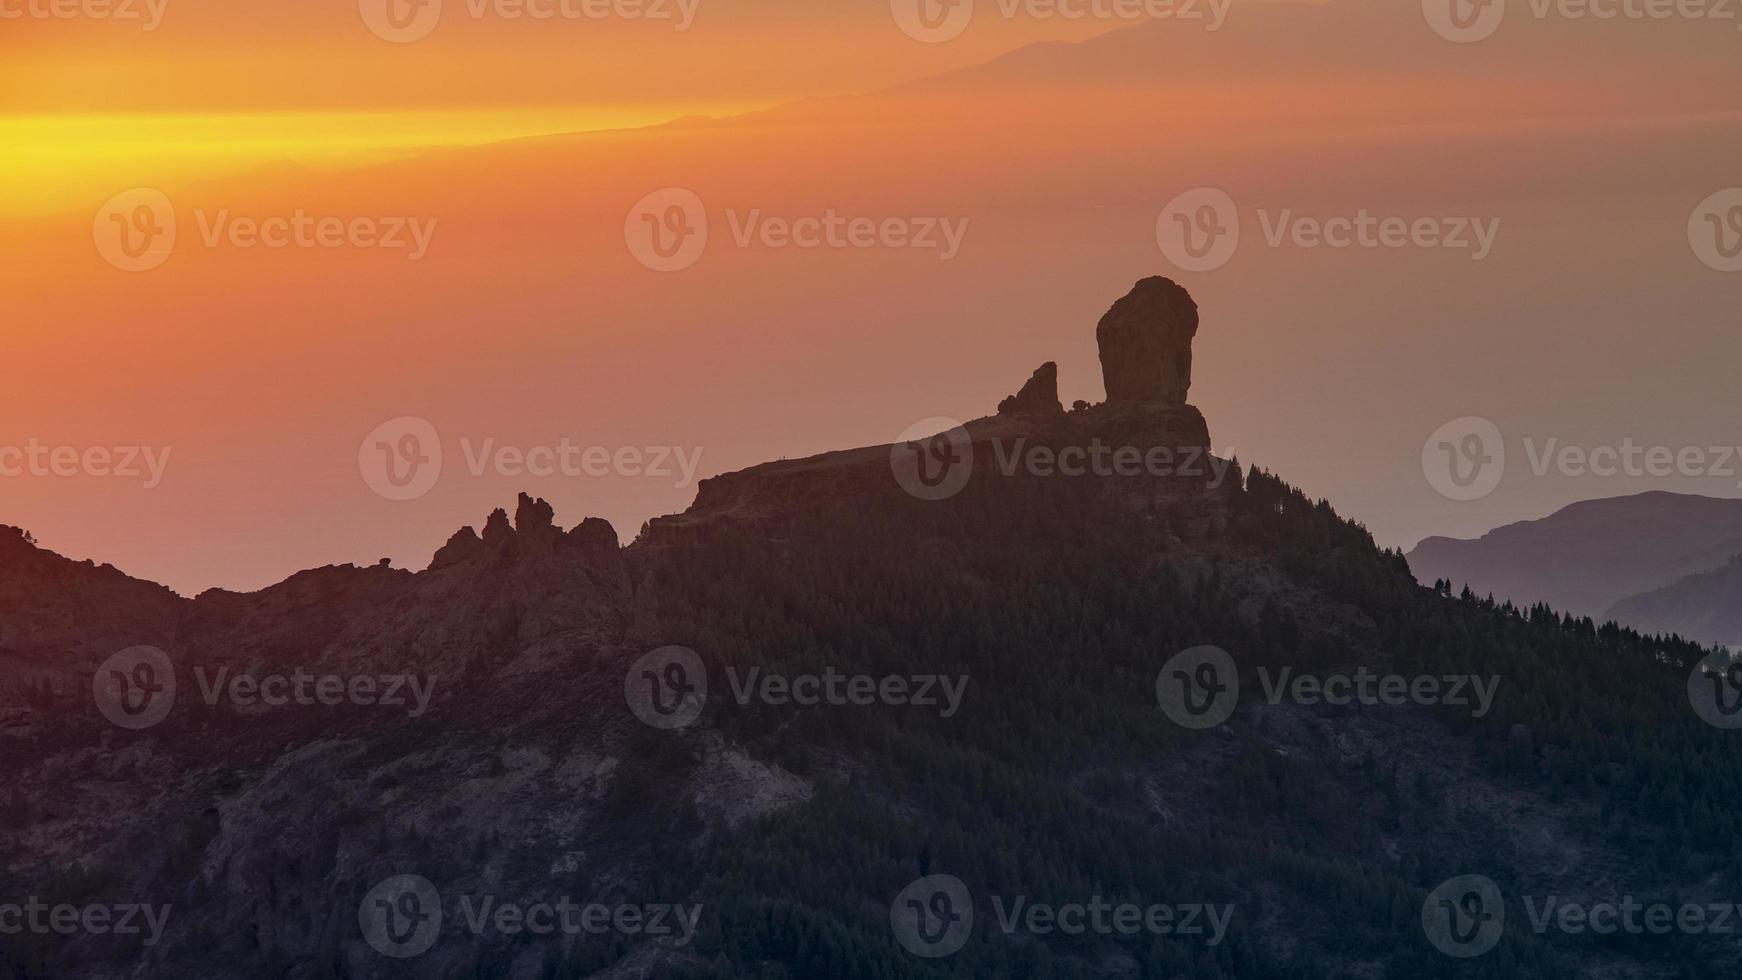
xmin=3 ymin=0 xmax=1739 ymax=595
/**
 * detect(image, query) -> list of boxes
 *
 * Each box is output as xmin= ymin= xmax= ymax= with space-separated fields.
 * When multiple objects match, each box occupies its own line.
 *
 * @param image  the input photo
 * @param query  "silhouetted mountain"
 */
xmin=5 ymin=282 xmax=1739 ymax=979
xmin=1609 ymin=555 xmax=1742 ymax=649
xmin=1407 ymin=491 xmax=1742 ymax=621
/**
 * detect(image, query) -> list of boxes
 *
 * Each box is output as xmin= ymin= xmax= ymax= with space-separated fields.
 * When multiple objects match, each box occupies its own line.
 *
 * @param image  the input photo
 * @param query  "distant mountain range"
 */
xmin=1610 ymin=555 xmax=1742 ymax=649
xmin=1407 ymin=491 xmax=1742 ymax=646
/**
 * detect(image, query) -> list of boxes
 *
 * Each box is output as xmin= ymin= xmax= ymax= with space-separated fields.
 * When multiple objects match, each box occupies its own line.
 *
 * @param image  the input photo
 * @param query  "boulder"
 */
xmin=1096 ymin=276 xmax=1198 ymax=406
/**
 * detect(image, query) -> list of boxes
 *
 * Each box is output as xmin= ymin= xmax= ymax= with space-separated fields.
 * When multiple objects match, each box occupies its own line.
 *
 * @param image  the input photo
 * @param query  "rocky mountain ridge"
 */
xmin=3 ymin=279 xmax=1733 ymax=980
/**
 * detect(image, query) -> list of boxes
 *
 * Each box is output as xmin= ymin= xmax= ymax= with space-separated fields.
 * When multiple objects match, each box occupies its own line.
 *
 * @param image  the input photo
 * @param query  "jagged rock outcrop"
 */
xmin=1096 ymin=276 xmax=1198 ymax=406
xmin=430 ymin=526 xmax=484 ymax=569
xmin=998 ymin=362 xmax=1063 ymax=416
xmin=642 ymin=277 xmax=1213 ymax=543
xmin=481 ymin=507 xmax=516 ymax=552
xmin=515 ymin=492 xmax=556 ymax=536
xmin=568 ymin=517 xmax=620 ymax=556
xmin=433 ymin=495 xmax=618 ymax=566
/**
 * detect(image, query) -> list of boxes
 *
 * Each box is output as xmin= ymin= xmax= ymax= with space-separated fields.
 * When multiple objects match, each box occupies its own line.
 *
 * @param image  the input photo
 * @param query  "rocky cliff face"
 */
xmin=649 ymin=278 xmax=1214 ymax=542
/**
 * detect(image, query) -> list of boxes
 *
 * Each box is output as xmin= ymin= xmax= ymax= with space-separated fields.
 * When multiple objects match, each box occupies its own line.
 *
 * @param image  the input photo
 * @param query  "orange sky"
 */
xmin=4 ymin=0 xmax=1740 ymax=594
xmin=1 ymin=0 xmax=1142 ymax=211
